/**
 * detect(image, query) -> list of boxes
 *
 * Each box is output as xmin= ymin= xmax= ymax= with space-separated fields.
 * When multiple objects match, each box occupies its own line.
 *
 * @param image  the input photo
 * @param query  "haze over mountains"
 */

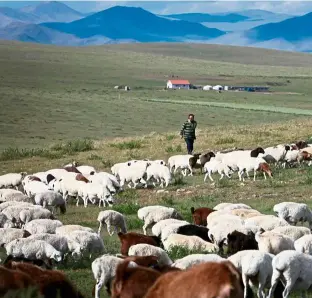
xmin=0 ymin=1 xmax=311 ymax=52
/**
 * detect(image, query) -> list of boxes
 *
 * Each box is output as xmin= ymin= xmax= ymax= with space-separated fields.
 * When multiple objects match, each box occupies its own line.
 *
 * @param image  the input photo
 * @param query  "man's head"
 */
xmin=188 ymin=114 xmax=195 ymax=121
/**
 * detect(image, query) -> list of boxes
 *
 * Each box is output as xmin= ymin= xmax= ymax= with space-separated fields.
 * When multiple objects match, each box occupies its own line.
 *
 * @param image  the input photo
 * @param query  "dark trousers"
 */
xmin=185 ymin=138 xmax=194 ymax=154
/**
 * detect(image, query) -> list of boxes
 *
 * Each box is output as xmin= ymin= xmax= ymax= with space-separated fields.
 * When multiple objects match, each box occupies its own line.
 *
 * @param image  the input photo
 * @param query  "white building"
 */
xmin=167 ymin=80 xmax=190 ymax=89
xmin=203 ymin=85 xmax=213 ymax=91
xmin=213 ymin=85 xmax=223 ymax=91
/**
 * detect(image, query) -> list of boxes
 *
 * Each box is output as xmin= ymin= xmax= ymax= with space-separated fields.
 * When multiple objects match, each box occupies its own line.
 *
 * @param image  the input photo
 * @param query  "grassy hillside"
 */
xmin=1 ymin=41 xmax=311 ymax=298
xmin=1 ymin=41 xmax=312 ymax=149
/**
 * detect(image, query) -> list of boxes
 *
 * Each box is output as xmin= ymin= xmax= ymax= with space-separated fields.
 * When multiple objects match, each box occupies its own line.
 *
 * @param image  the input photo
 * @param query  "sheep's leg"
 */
xmin=267 ymin=270 xmax=282 ymax=298
xmin=253 ymin=170 xmax=257 ymax=181
xmin=97 ymin=222 xmax=102 ymax=235
xmin=263 ymin=172 xmax=267 ymax=180
xmin=143 ymin=221 xmax=152 ymax=235
xmin=204 ymin=173 xmax=208 ymax=182
xmin=242 ymin=274 xmax=249 ymax=298
xmin=140 ymin=178 xmax=147 ymax=188
xmin=76 ymin=196 xmax=80 ymax=207
xmin=219 ymin=173 xmax=224 ymax=180
xmin=107 ymin=223 xmax=114 ymax=236
xmin=95 ymin=279 xmax=104 ymax=298
xmin=282 ymin=279 xmax=295 ymax=298
xmin=188 ymin=166 xmax=193 ymax=176
xmin=238 ymin=170 xmax=244 ymax=182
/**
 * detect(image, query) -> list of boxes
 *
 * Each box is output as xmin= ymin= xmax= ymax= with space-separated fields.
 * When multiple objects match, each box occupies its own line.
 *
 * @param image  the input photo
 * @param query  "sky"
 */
xmin=1 ymin=0 xmax=312 ymax=15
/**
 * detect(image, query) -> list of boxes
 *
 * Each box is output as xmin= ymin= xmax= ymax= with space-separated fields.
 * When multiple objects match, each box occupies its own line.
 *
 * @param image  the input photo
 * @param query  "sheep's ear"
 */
xmin=190 ymin=207 xmax=195 ymax=214
xmin=11 ymin=217 xmax=17 ymax=224
xmin=258 ymin=228 xmax=265 ymax=234
xmin=127 ymin=162 xmax=131 ymax=166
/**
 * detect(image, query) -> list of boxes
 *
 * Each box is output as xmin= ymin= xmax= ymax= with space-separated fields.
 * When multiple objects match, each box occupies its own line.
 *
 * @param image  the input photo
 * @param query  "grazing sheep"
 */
xmin=144 ymin=261 xmax=245 ymax=298
xmin=230 ymin=209 xmax=262 ymax=219
xmin=203 ymin=158 xmax=234 ymax=182
xmin=56 ymin=224 xmax=95 ymax=235
xmin=228 ymin=250 xmax=278 ymax=298
xmin=118 ymin=161 xmax=150 ymax=188
xmin=216 ymin=203 xmax=252 ymax=211
xmin=118 ymin=232 xmax=161 ymax=256
xmin=24 ymin=219 xmax=63 ymax=234
xmin=160 ymin=221 xmax=190 ymax=242
xmin=268 ymin=250 xmax=312 ymax=298
xmin=64 ymin=230 xmax=105 ymax=258
xmin=163 ymin=234 xmax=219 ymax=253
xmin=138 ymin=205 xmax=183 ymax=235
xmin=294 ymin=235 xmax=312 ymax=254
xmin=0 ymin=228 xmax=31 ymax=246
xmin=176 ymin=224 xmax=211 ymax=242
xmin=255 ymin=229 xmax=294 ymax=255
xmin=152 ymin=218 xmax=186 ymax=237
xmin=0 ymin=213 xmax=17 ymax=228
xmin=244 ymin=215 xmax=289 ymax=232
xmin=23 ymin=180 xmax=49 ymax=197
xmin=273 ymin=202 xmax=312 ymax=228
xmin=97 ymin=210 xmax=127 ymax=236
xmin=34 ymin=191 xmax=66 ymax=214
xmin=90 ymin=172 xmax=121 ymax=194
xmin=226 ymin=230 xmax=258 ymax=255
xmin=263 ymin=144 xmax=290 ymax=165
xmin=270 ymin=226 xmax=311 ymax=242
xmin=5 ymin=238 xmax=62 ymax=262
xmin=146 ymin=163 xmax=171 ymax=188
xmin=197 ymin=152 xmax=216 ymax=173
xmin=190 ymin=207 xmax=215 ymax=226
xmin=0 ymin=189 xmax=23 ymax=200
xmin=19 ymin=208 xmax=54 ymax=226
xmin=128 ymin=244 xmax=173 ymax=266
xmin=0 ymin=172 xmax=27 ymax=190
xmin=167 ymin=154 xmax=201 ymax=176
xmin=208 ymin=214 xmax=243 ymax=229
xmin=4 ymin=261 xmax=85 ymax=298
xmin=172 ymin=253 xmax=224 ymax=269
xmin=0 ymin=201 xmax=34 ymax=212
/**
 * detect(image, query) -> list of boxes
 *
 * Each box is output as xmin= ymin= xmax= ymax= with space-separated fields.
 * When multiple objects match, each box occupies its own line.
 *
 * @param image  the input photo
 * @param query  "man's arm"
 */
xmin=180 ymin=122 xmax=186 ymax=137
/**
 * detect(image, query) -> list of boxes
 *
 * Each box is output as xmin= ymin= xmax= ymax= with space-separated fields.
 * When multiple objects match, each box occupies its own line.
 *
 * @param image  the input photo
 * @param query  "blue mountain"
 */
xmin=165 ymin=13 xmax=249 ymax=23
xmin=246 ymin=11 xmax=312 ymax=42
xmin=42 ymin=6 xmax=225 ymax=42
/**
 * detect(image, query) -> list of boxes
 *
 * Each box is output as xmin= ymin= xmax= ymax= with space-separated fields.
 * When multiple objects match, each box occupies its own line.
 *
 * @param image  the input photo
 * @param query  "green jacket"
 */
xmin=180 ymin=120 xmax=197 ymax=139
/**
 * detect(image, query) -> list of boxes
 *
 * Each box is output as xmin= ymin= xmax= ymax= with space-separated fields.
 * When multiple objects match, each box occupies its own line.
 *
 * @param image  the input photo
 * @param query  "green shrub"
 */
xmin=110 ymin=140 xmax=144 ymax=150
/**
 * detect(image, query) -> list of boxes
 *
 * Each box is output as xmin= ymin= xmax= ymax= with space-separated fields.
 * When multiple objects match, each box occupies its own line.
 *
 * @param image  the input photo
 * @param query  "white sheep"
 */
xmin=64 ymin=230 xmax=105 ymax=257
xmin=207 ymin=214 xmax=243 ymax=229
xmin=282 ymin=149 xmax=300 ymax=168
xmin=164 ymin=234 xmax=219 ymax=253
xmin=228 ymin=250 xmax=275 ymax=298
xmin=263 ymin=144 xmax=290 ymax=165
xmin=2 ymin=205 xmax=43 ymax=226
xmin=118 ymin=161 xmax=149 ymax=188
xmin=0 ymin=189 xmax=25 ymax=200
xmin=0 ymin=228 xmax=31 ymax=246
xmin=213 ymin=202 xmax=234 ymax=210
xmin=167 ymin=154 xmax=194 ymax=176
xmin=213 ymin=203 xmax=252 ymax=211
xmin=79 ymin=182 xmax=114 ymax=208
xmin=0 ymin=172 xmax=27 ymax=190
xmin=152 ymin=218 xmax=186 ymax=237
xmin=270 ymin=226 xmax=311 ymax=242
xmin=2 ymin=192 xmax=32 ymax=203
xmin=294 ymin=235 xmax=312 ymax=254
xmin=77 ymin=165 xmax=96 ymax=176
xmin=0 ymin=213 xmax=16 ymax=228
xmin=5 ymin=238 xmax=62 ymax=262
xmin=273 ymin=202 xmax=312 ymax=228
xmin=146 ymin=163 xmax=171 ymax=188
xmin=45 ymin=168 xmax=71 ymax=180
xmin=26 ymin=233 xmax=81 ymax=257
xmin=34 ymin=191 xmax=66 ymax=214
xmin=92 ymin=255 xmax=137 ymax=298
xmin=90 ymin=172 xmax=121 ymax=194
xmin=24 ymin=219 xmax=63 ymax=234
xmin=0 ymin=201 xmax=34 ymax=212
xmin=23 ymin=180 xmax=49 ymax=197
xmin=255 ymin=229 xmax=294 ymax=255
xmin=160 ymin=221 xmax=190 ymax=241
xmin=244 ymin=215 xmax=289 ymax=231
xmin=55 ymin=224 xmax=95 ymax=235
xmin=172 ymin=253 xmax=224 ymax=269
xmin=128 ymin=243 xmax=173 ymax=266
xmin=236 ymin=157 xmax=272 ymax=181
xmin=268 ymin=250 xmax=312 ymax=298
xmin=230 ymin=209 xmax=262 ymax=219
xmin=203 ymin=158 xmax=234 ymax=182
xmin=19 ymin=208 xmax=54 ymax=226
xmin=137 ymin=205 xmax=183 ymax=235
xmin=97 ymin=210 xmax=127 ymax=236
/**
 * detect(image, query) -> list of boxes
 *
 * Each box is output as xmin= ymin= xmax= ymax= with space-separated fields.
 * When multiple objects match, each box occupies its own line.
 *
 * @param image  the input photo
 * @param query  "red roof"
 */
xmin=168 ymin=80 xmax=190 ymax=85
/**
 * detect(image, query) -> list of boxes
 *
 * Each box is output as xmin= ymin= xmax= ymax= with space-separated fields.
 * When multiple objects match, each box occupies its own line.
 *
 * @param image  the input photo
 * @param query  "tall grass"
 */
xmin=109 ymin=140 xmax=144 ymax=150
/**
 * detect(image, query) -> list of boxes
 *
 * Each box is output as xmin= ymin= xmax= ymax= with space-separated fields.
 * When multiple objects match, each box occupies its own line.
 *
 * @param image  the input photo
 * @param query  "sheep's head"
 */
xmin=250 ymin=147 xmax=265 ymax=157
xmin=20 ymin=172 xmax=27 ymax=179
xmin=52 ymin=251 xmax=62 ymax=262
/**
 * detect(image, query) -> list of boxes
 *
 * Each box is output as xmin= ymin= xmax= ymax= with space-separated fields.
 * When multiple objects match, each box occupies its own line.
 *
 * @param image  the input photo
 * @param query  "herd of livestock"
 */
xmin=0 ymin=140 xmax=312 ymax=297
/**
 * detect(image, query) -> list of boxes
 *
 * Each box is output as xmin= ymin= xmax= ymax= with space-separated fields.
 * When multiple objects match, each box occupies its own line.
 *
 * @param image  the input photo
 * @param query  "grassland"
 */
xmin=1 ymin=41 xmax=312 ymax=297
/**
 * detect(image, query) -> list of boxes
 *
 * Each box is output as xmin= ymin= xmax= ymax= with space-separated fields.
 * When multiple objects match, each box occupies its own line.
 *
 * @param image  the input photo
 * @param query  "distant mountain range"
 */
xmin=164 ymin=13 xmax=249 ymax=23
xmin=0 ymin=1 xmax=311 ymax=52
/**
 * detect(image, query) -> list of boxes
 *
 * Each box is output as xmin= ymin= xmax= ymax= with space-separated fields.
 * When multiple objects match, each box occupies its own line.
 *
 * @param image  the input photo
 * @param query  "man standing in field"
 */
xmin=180 ymin=114 xmax=197 ymax=154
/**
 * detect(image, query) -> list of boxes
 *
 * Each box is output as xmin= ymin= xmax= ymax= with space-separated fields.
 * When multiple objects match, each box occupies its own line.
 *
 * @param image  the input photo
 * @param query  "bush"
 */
xmin=110 ymin=140 xmax=144 ymax=150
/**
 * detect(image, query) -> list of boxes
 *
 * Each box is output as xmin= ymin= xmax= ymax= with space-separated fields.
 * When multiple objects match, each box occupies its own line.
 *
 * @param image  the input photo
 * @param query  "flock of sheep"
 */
xmin=0 ymin=140 xmax=312 ymax=297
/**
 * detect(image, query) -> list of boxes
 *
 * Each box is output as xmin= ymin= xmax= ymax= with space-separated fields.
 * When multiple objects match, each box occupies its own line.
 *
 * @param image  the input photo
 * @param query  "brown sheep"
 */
xmin=191 ymin=207 xmax=215 ymax=226
xmin=63 ymin=166 xmax=81 ymax=174
xmin=4 ymin=261 xmax=84 ymax=298
xmin=0 ymin=265 xmax=36 ymax=297
xmin=144 ymin=261 xmax=245 ymax=298
xmin=111 ymin=260 xmax=181 ymax=298
xmin=75 ymin=173 xmax=90 ymax=183
xmin=117 ymin=232 xmax=162 ymax=256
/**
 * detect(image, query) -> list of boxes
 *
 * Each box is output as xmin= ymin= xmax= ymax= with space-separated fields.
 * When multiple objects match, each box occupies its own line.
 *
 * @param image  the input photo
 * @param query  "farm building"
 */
xmin=203 ymin=85 xmax=213 ymax=91
xmin=213 ymin=85 xmax=223 ymax=91
xmin=167 ymin=80 xmax=190 ymax=89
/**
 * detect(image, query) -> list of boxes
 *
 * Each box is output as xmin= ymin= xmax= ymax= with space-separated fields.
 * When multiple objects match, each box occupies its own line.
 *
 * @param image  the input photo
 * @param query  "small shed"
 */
xmin=203 ymin=85 xmax=213 ymax=91
xmin=213 ymin=85 xmax=223 ymax=91
xmin=167 ymin=80 xmax=190 ymax=90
